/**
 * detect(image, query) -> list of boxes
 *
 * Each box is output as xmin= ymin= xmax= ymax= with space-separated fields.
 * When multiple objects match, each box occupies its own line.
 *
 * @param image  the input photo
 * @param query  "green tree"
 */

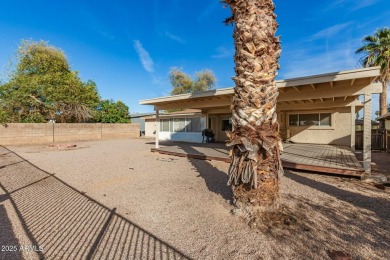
xmin=223 ymin=0 xmax=283 ymax=214
xmin=0 ymin=40 xmax=100 ymax=123
xmin=356 ymin=28 xmax=390 ymax=116
xmin=95 ymin=99 xmax=131 ymax=123
xmin=169 ymin=68 xmax=216 ymax=95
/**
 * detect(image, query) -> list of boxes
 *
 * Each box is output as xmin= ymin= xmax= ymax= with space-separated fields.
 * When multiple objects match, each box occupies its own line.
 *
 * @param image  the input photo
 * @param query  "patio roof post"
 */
xmin=351 ymin=105 xmax=356 ymax=152
xmin=155 ymin=107 xmax=160 ymax=149
xmin=363 ymin=94 xmax=372 ymax=174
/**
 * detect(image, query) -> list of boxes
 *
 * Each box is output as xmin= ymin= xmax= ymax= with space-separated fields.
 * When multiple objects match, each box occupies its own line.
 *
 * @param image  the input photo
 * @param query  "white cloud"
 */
xmin=351 ymin=0 xmax=381 ymax=10
xmin=198 ymin=2 xmax=219 ymax=21
xmin=133 ymin=40 xmax=154 ymax=73
xmin=280 ymin=40 xmax=359 ymax=79
xmin=325 ymin=0 xmax=381 ymax=12
xmin=310 ymin=22 xmax=353 ymax=41
xmin=212 ymin=46 xmax=234 ymax=59
xmin=165 ymin=31 xmax=185 ymax=44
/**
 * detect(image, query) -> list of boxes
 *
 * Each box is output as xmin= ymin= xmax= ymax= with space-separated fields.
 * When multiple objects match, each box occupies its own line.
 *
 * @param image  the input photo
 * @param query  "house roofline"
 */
xmin=139 ymin=67 xmax=381 ymax=106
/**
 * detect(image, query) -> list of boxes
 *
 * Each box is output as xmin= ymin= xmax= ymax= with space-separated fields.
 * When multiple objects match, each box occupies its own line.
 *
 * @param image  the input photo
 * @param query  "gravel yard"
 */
xmin=1 ymin=138 xmax=389 ymax=259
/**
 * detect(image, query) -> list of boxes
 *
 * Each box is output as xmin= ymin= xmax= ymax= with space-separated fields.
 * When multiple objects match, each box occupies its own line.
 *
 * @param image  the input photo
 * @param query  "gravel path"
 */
xmin=1 ymin=138 xmax=389 ymax=259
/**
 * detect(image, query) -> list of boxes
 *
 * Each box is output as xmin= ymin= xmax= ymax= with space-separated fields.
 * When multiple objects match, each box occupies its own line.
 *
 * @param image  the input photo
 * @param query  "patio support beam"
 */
xmin=278 ymin=82 xmax=381 ymax=102
xmin=351 ymin=105 xmax=356 ymax=151
xmin=155 ymin=107 xmax=160 ymax=149
xmin=363 ymin=94 xmax=372 ymax=174
xmin=277 ymin=99 xmax=362 ymax=111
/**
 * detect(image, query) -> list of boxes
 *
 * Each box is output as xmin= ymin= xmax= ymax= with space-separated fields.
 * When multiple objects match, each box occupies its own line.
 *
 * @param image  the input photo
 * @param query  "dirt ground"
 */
xmin=1 ymin=139 xmax=389 ymax=259
xmin=356 ymin=150 xmax=390 ymax=179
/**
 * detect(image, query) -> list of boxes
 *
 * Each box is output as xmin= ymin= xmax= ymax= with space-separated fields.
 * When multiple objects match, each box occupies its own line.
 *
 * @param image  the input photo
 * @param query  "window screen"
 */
xmin=160 ymin=119 xmax=170 ymax=132
xmin=289 ymin=114 xmax=299 ymax=126
xmin=289 ymin=113 xmax=331 ymax=126
xmin=299 ymin=114 xmax=319 ymax=126
xmin=173 ymin=118 xmax=186 ymax=132
xmin=186 ymin=118 xmax=201 ymax=132
xmin=320 ymin=113 xmax=331 ymax=126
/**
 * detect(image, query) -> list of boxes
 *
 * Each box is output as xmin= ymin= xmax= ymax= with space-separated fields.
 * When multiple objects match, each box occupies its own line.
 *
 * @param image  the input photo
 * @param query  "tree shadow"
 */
xmin=259 ymin=170 xmax=390 ymax=259
xmin=0 ymin=146 xmax=191 ymax=260
xmin=0 ymin=204 xmax=24 ymax=260
xmin=178 ymin=144 xmax=233 ymax=201
xmin=285 ymin=171 xmax=390 ymax=221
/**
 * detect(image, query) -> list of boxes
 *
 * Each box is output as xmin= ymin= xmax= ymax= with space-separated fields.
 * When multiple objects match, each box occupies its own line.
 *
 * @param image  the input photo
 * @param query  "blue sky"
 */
xmin=0 ymin=0 xmax=389 ymax=117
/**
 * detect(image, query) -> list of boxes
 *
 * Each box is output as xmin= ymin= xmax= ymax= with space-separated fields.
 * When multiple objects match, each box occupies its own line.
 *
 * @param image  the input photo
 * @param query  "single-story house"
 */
xmin=143 ymin=109 xmax=206 ymax=142
xmin=139 ymin=67 xmax=382 ymax=173
xmin=377 ymin=112 xmax=390 ymax=130
xmin=129 ymin=112 xmax=156 ymax=136
xmin=355 ymin=119 xmax=379 ymax=131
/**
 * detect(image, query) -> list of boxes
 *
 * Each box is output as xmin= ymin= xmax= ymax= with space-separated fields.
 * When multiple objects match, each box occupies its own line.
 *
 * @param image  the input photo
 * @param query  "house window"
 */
xmin=160 ymin=118 xmax=202 ymax=133
xmin=289 ymin=113 xmax=331 ymax=126
xmin=299 ymin=114 xmax=319 ymax=126
xmin=186 ymin=118 xmax=201 ymax=132
xmin=160 ymin=119 xmax=170 ymax=132
xmin=289 ymin=114 xmax=299 ymax=126
xmin=221 ymin=118 xmax=232 ymax=131
xmin=173 ymin=118 xmax=186 ymax=132
xmin=320 ymin=113 xmax=331 ymax=126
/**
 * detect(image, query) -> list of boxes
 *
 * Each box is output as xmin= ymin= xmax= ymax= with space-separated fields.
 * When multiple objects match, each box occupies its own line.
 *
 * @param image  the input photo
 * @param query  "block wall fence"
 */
xmin=0 ymin=123 xmax=140 ymax=146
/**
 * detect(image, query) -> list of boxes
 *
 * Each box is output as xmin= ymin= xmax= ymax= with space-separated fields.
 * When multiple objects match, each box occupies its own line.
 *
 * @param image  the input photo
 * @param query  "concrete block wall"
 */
xmin=102 ymin=124 xmax=139 ymax=139
xmin=0 ymin=123 xmax=53 ymax=145
xmin=0 ymin=123 xmax=140 ymax=146
xmin=54 ymin=124 xmax=102 ymax=143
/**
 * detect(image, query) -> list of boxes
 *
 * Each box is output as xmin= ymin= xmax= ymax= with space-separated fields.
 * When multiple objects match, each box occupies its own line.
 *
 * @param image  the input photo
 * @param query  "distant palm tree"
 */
xmin=356 ymin=28 xmax=390 ymax=117
xmin=223 ymin=0 xmax=283 ymax=214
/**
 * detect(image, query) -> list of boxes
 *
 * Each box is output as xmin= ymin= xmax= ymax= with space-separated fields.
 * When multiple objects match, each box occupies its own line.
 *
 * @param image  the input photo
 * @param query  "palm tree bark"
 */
xmin=225 ymin=0 xmax=283 ymax=214
xmin=380 ymin=80 xmax=388 ymax=116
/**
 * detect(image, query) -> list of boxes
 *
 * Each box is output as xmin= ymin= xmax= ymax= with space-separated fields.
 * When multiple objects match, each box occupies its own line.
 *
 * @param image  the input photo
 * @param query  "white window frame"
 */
xmin=287 ymin=111 xmax=334 ymax=129
xmin=160 ymin=117 xmax=202 ymax=133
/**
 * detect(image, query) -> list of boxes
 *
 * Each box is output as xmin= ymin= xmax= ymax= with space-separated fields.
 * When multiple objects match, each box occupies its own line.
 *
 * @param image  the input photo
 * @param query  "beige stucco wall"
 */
xmin=385 ymin=120 xmax=390 ymax=130
xmin=0 ymin=123 xmax=139 ymax=146
xmin=280 ymin=107 xmax=352 ymax=145
xmin=145 ymin=119 xmax=156 ymax=137
xmin=213 ymin=115 xmax=231 ymax=142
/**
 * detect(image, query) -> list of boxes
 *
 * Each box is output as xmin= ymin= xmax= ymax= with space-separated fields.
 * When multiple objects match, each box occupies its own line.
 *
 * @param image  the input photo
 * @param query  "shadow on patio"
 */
xmin=0 ymin=146 xmax=191 ymax=260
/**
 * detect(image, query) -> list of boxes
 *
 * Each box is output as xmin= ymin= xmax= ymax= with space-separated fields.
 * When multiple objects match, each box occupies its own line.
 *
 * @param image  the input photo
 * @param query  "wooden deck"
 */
xmin=151 ymin=142 xmax=365 ymax=177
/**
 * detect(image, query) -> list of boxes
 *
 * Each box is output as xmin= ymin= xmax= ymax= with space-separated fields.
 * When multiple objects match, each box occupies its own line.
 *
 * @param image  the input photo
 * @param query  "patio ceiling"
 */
xmin=139 ymin=67 xmax=381 ymax=111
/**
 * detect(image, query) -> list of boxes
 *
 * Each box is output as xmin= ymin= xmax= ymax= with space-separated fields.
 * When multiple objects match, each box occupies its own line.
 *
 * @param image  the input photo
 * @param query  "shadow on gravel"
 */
xmin=285 ymin=171 xmax=390 ymax=221
xmin=260 ymin=171 xmax=390 ymax=259
xmin=179 ymin=145 xmax=233 ymax=201
xmin=0 ymin=204 xmax=24 ymax=260
xmin=0 ymin=146 xmax=191 ymax=260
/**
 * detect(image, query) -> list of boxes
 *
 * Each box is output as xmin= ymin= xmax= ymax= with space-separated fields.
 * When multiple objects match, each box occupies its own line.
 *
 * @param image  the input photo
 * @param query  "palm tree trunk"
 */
xmin=225 ymin=0 xmax=282 ymax=215
xmin=380 ymin=80 xmax=387 ymax=116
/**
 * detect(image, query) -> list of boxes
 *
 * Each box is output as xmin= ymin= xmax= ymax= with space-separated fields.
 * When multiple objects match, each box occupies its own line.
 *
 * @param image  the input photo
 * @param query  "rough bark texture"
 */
xmin=225 ymin=0 xmax=282 ymax=214
xmin=380 ymin=80 xmax=388 ymax=116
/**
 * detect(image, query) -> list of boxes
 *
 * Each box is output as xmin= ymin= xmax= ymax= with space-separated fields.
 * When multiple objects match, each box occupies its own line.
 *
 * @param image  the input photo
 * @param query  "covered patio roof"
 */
xmin=140 ymin=67 xmax=381 ymax=112
xmin=139 ymin=67 xmax=382 ymax=174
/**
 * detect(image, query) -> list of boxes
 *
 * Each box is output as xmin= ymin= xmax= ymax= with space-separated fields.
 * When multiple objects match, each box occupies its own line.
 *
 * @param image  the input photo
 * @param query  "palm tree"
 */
xmin=356 ymin=28 xmax=390 ymax=117
xmin=223 ymin=0 xmax=283 ymax=215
